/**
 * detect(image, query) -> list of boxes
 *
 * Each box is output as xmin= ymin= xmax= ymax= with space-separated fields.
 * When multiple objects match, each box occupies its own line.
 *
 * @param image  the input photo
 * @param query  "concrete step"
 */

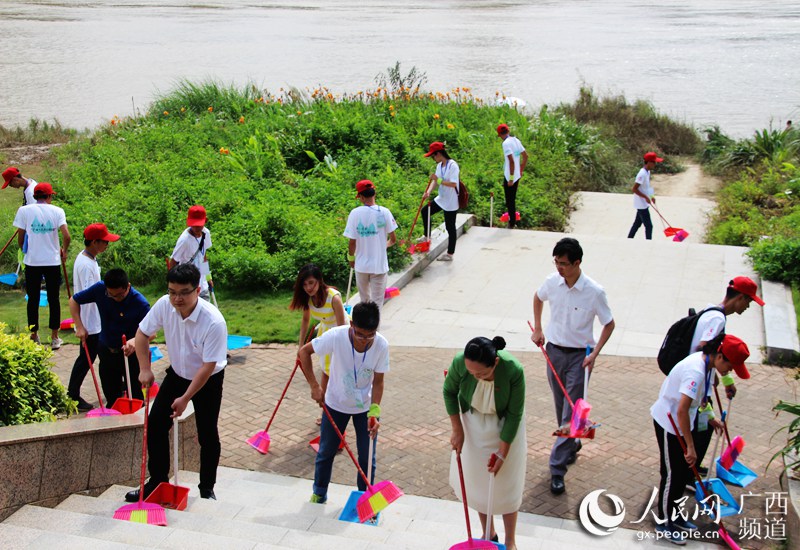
xmin=0 ymin=522 xmax=149 ymax=550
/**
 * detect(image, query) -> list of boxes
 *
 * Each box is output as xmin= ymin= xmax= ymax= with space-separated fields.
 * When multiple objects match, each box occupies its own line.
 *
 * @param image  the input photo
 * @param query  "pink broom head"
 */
xmin=86 ymin=407 xmax=122 ymax=418
xmin=673 ymin=229 xmax=689 ymax=242
xmin=384 ymin=287 xmax=400 ymax=298
xmin=357 ymin=480 xmax=403 ymax=523
xmin=570 ymin=398 xmax=592 ymax=435
xmin=60 ymin=318 xmax=74 ymax=330
xmin=247 ymin=430 xmax=271 ymax=454
xmin=450 ymin=539 xmax=498 ymax=550
xmin=720 ymin=435 xmax=745 ymax=470
xmin=717 ymin=526 xmax=741 ymax=550
xmin=113 ymin=501 xmax=167 ymax=526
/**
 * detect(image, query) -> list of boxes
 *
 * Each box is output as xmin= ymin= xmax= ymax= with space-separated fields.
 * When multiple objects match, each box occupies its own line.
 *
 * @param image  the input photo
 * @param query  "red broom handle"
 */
xmin=82 ymin=339 xmax=105 ymax=409
xmin=321 ymin=403 xmax=372 ymax=490
xmin=404 ymin=188 xmax=428 ymax=245
xmin=0 ymin=229 xmax=19 ymax=258
xmin=455 ymin=452 xmax=474 ymax=541
xmin=61 ymin=258 xmax=72 ymax=298
xmin=528 ymin=321 xmax=574 ymax=408
xmin=713 ymin=384 xmax=733 ymax=447
xmin=138 ymin=385 xmax=150 ymax=504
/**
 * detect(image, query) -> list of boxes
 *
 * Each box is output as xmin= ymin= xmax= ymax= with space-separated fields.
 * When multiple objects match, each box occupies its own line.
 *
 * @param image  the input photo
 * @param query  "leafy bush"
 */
xmin=0 ymin=323 xmax=76 ymax=426
xmin=747 ymin=236 xmax=800 ymax=285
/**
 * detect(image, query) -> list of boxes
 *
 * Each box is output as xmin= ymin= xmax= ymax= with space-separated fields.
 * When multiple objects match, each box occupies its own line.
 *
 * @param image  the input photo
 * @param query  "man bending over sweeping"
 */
xmin=298 ymin=301 xmax=388 ymax=504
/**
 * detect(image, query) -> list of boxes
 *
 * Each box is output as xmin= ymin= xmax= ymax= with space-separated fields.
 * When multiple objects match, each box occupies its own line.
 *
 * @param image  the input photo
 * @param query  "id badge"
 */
xmin=697 ymin=409 xmax=710 ymax=432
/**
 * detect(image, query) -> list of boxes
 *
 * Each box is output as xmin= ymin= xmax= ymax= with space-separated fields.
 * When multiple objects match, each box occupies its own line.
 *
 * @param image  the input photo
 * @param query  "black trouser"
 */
xmin=692 ymin=412 xmax=714 ymax=469
xmin=421 ymin=201 xmax=458 ymax=254
xmin=148 ymin=367 xmax=225 ymax=492
xmin=628 ymin=208 xmax=653 ymax=239
xmin=67 ymin=333 xmax=99 ymax=398
xmin=654 ymin=420 xmax=692 ymax=523
xmin=98 ymin=343 xmax=143 ymax=406
xmin=503 ymin=178 xmax=519 ymax=229
xmin=24 ymin=264 xmax=61 ymax=333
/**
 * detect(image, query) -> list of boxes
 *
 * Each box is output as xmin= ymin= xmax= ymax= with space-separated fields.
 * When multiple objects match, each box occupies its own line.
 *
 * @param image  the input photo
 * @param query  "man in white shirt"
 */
xmin=298 ymin=301 xmax=388 ymax=504
xmin=627 ymin=152 xmax=662 ymax=240
xmin=129 ymin=263 xmax=228 ymax=502
xmin=344 ymin=180 xmax=397 ymax=310
xmin=13 ymin=182 xmax=71 ymax=348
xmin=66 ymin=223 xmax=120 ymax=411
xmin=497 ymin=124 xmax=528 ymax=229
xmin=530 ymin=237 xmax=615 ymax=495
xmin=170 ymin=205 xmax=212 ymax=300
xmin=2 ymin=166 xmax=37 ymax=206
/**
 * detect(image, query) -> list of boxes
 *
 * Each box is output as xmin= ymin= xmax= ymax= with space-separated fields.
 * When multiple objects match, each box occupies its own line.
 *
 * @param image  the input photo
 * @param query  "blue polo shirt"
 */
xmin=73 ymin=282 xmax=150 ymax=348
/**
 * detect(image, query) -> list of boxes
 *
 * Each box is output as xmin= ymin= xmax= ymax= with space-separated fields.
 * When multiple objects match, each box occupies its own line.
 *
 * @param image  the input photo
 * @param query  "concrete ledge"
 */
xmin=762 ymin=280 xmax=800 ymax=364
xmin=781 ymin=451 xmax=800 ymax=548
xmin=347 ymin=213 xmax=476 ymax=304
xmin=0 ymin=405 xmax=199 ymax=521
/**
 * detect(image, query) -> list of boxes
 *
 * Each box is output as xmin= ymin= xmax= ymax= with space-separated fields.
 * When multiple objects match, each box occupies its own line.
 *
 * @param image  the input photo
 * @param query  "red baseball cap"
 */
xmin=424 ymin=141 xmax=446 ymax=157
xmin=718 ymin=334 xmax=751 ymax=379
xmin=2 ymin=167 xmax=20 ymax=189
xmin=496 ymin=124 xmax=510 ymax=136
xmin=33 ymin=182 xmax=56 ymax=197
xmin=187 ymin=205 xmax=207 ymax=227
xmin=83 ymin=223 xmax=120 ymax=242
xmin=643 ymin=152 xmax=664 ymax=163
xmin=355 ymin=179 xmax=375 ymax=197
xmin=729 ymin=276 xmax=765 ymax=306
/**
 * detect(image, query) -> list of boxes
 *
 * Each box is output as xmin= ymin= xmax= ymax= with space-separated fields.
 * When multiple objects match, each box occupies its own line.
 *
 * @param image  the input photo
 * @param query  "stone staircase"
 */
xmin=0 ymin=465 xmax=672 ymax=549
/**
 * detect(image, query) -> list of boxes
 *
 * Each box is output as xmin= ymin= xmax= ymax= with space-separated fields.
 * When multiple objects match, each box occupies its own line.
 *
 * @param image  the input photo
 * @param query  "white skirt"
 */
xmin=449 ymin=409 xmax=527 ymax=515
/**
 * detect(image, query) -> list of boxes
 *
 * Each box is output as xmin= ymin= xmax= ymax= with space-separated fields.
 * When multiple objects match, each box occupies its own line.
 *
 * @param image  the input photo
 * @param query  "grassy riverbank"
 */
xmin=1 ymin=80 xmax=701 ymax=342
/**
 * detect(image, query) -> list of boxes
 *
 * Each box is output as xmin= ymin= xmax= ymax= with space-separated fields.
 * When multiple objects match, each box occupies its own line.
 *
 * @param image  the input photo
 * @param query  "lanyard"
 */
xmin=350 ymin=330 xmax=369 ymax=385
xmin=440 ymin=160 xmax=449 ymax=180
xmin=702 ymin=355 xmax=713 ymax=407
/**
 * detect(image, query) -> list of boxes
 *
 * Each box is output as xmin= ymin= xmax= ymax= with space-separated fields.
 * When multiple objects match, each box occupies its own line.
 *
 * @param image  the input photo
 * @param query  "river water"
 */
xmin=1 ymin=0 xmax=798 ymax=136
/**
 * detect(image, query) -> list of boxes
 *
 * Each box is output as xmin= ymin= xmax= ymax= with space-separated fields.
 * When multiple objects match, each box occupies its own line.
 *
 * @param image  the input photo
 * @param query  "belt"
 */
xmin=549 ymin=343 xmax=585 ymax=354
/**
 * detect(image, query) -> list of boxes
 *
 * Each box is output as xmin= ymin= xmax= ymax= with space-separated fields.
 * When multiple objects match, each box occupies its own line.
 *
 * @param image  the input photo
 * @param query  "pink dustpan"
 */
xmin=87 ymin=406 xmax=122 ymax=418
xmin=247 ymin=431 xmax=270 ymax=454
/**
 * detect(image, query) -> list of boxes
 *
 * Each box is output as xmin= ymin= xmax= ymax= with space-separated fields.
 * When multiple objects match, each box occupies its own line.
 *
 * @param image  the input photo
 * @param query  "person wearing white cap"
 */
xmin=627 ymin=152 xmax=662 ymax=240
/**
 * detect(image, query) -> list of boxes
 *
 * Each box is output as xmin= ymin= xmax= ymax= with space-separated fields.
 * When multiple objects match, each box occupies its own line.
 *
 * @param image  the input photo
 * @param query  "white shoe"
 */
xmin=436 ymin=253 xmax=453 ymax=262
xmin=51 ymin=337 xmax=63 ymax=350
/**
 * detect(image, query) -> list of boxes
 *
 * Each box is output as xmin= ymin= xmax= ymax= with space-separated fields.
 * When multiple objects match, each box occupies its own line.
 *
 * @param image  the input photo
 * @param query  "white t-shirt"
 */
xmin=651 ymin=352 xmax=715 ymax=435
xmin=13 ymin=202 xmax=67 ymax=266
xmin=343 ymin=204 xmax=398 ymax=275
xmin=689 ymin=303 xmax=726 ymax=353
xmin=633 ymin=167 xmax=654 ymax=210
xmin=23 ymin=178 xmax=37 ymax=206
xmin=139 ymin=295 xmax=228 ymax=380
xmin=536 ymin=271 xmax=614 ymax=348
xmin=502 ymin=136 xmax=526 ymax=182
xmin=73 ymin=251 xmax=102 ymax=335
xmin=312 ymin=325 xmax=389 ymax=414
xmin=434 ymin=159 xmax=460 ymax=212
xmin=171 ymin=227 xmax=212 ymax=293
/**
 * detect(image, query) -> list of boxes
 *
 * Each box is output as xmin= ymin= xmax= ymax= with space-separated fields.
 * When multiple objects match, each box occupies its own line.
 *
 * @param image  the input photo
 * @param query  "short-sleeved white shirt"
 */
xmin=171 ymin=227 xmax=212 ymax=293
xmin=139 ymin=295 xmax=228 ymax=380
xmin=343 ymin=204 xmax=398 ymax=275
xmin=23 ymin=179 xmax=37 ymax=206
xmin=13 ymin=202 xmax=67 ymax=266
xmin=633 ymin=167 xmax=654 ymax=210
xmin=434 ymin=160 xmax=460 ymax=212
xmin=689 ymin=303 xmax=726 ymax=353
xmin=502 ymin=136 xmax=526 ymax=182
xmin=73 ymin=251 xmax=102 ymax=335
xmin=312 ymin=325 xmax=389 ymax=414
xmin=536 ymin=271 xmax=614 ymax=348
xmin=651 ymin=352 xmax=715 ymax=435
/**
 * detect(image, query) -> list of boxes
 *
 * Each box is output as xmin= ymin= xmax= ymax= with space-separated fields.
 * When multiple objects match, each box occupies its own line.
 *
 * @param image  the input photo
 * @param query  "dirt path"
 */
xmin=652 ymin=158 xmax=721 ymax=199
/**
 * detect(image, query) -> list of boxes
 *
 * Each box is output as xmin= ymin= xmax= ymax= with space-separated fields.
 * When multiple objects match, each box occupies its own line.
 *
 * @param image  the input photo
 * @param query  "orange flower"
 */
xmin=239 ymin=116 xmax=245 ymax=123
xmin=110 ymin=119 xmax=117 ymax=126
xmin=447 ymin=123 xmax=455 ymax=130
xmin=219 ymin=147 xmax=229 ymax=155
xmin=297 ymin=110 xmax=302 ymax=115
xmin=180 ymin=107 xmax=186 ymax=113
xmin=433 ymin=114 xmax=440 ymax=120
xmin=163 ymin=111 xmax=169 ymax=116
xmin=208 ymin=106 xmax=214 ymax=112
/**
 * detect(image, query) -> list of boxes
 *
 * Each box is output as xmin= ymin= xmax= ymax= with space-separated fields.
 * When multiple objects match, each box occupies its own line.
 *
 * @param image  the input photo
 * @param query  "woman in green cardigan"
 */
xmin=444 ymin=336 xmax=526 ymax=550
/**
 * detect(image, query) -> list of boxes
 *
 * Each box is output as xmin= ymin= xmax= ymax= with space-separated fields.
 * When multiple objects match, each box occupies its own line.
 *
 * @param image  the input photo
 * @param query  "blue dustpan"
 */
xmin=338 ymin=490 xmax=380 ymax=525
xmin=150 ymin=346 xmax=164 ymax=363
xmin=24 ymin=291 xmax=48 ymax=307
xmin=695 ymin=479 xmax=740 ymax=518
xmin=0 ymin=272 xmax=18 ymax=286
xmin=716 ymin=458 xmax=758 ymax=487
xmin=227 ymin=335 xmax=252 ymax=350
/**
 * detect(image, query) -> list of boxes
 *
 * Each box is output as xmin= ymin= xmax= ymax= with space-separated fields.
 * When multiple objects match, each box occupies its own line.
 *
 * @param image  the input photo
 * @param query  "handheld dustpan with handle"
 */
xmin=111 ymin=335 xmax=144 ymax=414
xmin=338 ymin=434 xmax=380 ymax=525
xmin=694 ymin=420 xmax=740 ymax=518
xmin=146 ymin=416 xmax=190 ymax=510
xmin=652 ymin=204 xmax=689 ymax=241
xmin=406 ymin=187 xmax=429 ymax=254
xmin=450 ymin=451 xmax=496 ymax=550
xmin=713 ymin=391 xmax=757 ymax=487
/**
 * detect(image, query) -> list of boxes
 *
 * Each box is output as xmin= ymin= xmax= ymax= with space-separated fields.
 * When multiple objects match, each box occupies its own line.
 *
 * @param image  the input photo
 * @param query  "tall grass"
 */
xmin=0 ymin=118 xmax=79 ymax=147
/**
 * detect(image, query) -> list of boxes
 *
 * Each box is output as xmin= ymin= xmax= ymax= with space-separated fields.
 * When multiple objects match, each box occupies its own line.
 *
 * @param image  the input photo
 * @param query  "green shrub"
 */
xmin=0 ymin=323 xmax=76 ymax=426
xmin=747 ymin=236 xmax=800 ymax=285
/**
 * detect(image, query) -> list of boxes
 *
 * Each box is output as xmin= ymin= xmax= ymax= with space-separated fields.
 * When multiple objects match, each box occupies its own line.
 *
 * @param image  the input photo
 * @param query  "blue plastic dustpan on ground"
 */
xmin=227 ymin=335 xmax=252 ymax=350
xmin=150 ymin=346 xmax=164 ymax=363
xmin=695 ymin=479 xmax=740 ymax=517
xmin=24 ymin=291 xmax=48 ymax=307
xmin=0 ymin=272 xmax=18 ymax=286
xmin=338 ymin=490 xmax=380 ymax=525
xmin=716 ymin=458 xmax=758 ymax=487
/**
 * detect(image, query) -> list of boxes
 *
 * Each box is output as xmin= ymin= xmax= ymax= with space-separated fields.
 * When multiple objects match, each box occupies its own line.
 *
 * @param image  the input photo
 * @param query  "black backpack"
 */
xmin=657 ymin=306 xmax=725 ymax=375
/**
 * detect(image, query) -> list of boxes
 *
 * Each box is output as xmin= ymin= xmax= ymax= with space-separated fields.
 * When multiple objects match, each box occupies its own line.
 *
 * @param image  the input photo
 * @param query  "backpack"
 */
xmin=657 ymin=306 xmax=725 ymax=375
xmin=456 ymin=180 xmax=469 ymax=210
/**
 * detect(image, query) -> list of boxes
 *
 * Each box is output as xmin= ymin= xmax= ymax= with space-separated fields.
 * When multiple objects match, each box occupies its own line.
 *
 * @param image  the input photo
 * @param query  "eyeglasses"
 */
xmin=105 ymin=287 xmax=128 ymax=300
xmin=352 ymin=329 xmax=376 ymax=342
xmin=554 ymin=259 xmax=574 ymax=268
xmin=168 ymin=287 xmax=197 ymax=298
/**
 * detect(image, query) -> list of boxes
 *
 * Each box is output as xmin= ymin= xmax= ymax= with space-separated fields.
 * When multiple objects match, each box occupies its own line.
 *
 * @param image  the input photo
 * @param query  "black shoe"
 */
xmin=125 ymin=480 xmax=159 ymax=502
xmin=72 ymin=396 xmax=94 ymax=412
xmin=200 ymin=488 xmax=216 ymax=500
xmin=550 ymin=475 xmax=565 ymax=495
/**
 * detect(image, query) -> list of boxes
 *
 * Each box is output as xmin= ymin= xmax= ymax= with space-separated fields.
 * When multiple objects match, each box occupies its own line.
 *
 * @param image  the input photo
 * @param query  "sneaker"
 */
xmin=51 ymin=337 xmax=63 ymax=350
xmin=309 ymin=493 xmax=327 ymax=504
xmin=436 ymin=253 xmax=453 ymax=262
xmin=30 ymin=334 xmax=40 ymax=344
xmin=72 ymin=396 xmax=94 ymax=412
xmin=672 ymin=518 xmax=698 ymax=532
xmin=655 ymin=524 xmax=687 ymax=546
